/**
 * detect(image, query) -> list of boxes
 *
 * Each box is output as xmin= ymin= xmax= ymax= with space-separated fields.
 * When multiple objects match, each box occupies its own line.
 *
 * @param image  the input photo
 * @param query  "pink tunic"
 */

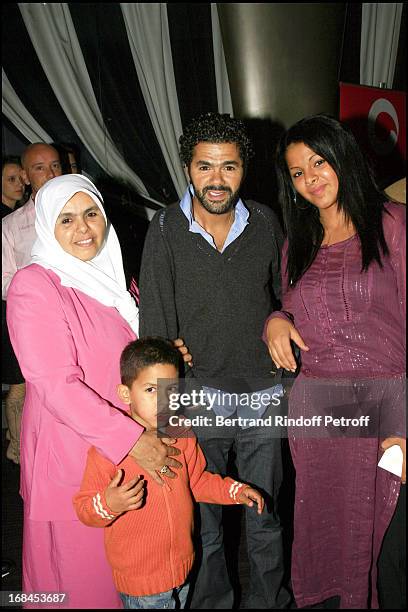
xmin=7 ymin=264 xmax=143 ymax=608
xmin=267 ymin=202 xmax=406 ymax=609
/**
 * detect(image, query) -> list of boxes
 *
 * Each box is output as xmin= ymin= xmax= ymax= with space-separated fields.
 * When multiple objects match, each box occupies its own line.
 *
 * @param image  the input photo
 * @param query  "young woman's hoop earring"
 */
xmin=293 ymin=192 xmax=311 ymax=210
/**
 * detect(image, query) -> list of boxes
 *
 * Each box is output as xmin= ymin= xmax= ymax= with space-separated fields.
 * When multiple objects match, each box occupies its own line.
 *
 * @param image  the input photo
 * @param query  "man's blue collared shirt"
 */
xmin=179 ymin=185 xmax=249 ymax=253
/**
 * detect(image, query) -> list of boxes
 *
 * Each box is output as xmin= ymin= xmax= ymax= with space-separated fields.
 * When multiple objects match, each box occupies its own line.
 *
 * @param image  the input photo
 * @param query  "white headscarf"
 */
xmin=31 ymin=174 xmax=139 ymax=335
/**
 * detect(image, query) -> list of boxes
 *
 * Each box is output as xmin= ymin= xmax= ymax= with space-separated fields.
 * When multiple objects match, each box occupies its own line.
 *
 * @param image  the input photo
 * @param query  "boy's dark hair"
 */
xmin=120 ymin=337 xmax=181 ymax=387
xmin=179 ymin=112 xmax=254 ymax=170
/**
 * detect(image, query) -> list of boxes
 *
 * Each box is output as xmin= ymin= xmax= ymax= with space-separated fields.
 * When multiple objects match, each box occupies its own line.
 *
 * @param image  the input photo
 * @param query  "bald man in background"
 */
xmin=2 ymin=143 xmax=62 ymax=464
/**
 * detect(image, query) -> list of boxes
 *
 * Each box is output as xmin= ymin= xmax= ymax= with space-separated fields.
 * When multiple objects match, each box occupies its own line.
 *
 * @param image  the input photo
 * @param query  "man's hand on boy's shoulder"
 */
xmin=173 ymin=337 xmax=193 ymax=367
xmin=237 ymin=485 xmax=265 ymax=514
xmin=105 ymin=469 xmax=145 ymax=514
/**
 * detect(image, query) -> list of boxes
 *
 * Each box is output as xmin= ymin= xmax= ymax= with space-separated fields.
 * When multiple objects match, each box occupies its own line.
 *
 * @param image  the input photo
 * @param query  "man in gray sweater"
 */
xmin=139 ymin=113 xmax=290 ymax=609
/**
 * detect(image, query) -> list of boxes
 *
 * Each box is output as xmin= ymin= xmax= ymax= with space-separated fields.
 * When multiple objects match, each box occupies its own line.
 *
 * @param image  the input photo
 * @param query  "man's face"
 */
xmin=188 ymin=142 xmax=244 ymax=215
xmin=22 ymin=145 xmax=62 ymax=197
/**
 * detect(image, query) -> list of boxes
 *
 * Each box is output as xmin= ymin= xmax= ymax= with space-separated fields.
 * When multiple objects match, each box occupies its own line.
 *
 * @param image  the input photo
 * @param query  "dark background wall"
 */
xmin=2 ymin=2 xmax=406 ymax=218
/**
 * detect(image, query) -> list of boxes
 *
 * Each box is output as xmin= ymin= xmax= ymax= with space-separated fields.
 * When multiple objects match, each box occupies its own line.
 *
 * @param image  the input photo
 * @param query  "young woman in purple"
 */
xmin=264 ymin=115 xmax=405 ymax=609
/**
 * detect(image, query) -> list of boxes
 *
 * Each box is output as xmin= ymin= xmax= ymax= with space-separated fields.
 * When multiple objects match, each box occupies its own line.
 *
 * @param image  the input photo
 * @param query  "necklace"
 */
xmin=212 ymin=210 xmax=235 ymax=251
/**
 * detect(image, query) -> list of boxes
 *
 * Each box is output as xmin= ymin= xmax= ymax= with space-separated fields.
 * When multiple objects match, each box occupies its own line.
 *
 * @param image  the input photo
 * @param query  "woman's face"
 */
xmin=2 ymin=163 xmax=25 ymax=207
xmin=285 ymin=142 xmax=339 ymax=213
xmin=54 ymin=192 xmax=106 ymax=261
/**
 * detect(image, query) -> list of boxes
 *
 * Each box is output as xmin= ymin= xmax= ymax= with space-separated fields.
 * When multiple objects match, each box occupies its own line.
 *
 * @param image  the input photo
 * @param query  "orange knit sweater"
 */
xmin=73 ymin=436 xmax=248 ymax=596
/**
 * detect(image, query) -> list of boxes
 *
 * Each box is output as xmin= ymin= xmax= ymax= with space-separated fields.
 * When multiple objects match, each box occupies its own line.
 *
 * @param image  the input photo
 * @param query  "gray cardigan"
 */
xmin=139 ymin=200 xmax=283 ymax=381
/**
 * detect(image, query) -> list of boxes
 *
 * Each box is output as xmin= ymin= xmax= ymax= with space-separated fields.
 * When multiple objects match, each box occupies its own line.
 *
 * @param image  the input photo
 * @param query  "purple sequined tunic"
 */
xmin=269 ymin=202 xmax=406 ymax=609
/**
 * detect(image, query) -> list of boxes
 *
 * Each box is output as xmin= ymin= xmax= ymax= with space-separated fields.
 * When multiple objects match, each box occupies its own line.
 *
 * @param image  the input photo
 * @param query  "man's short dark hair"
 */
xmin=120 ymin=337 xmax=181 ymax=387
xmin=179 ymin=112 xmax=254 ymax=169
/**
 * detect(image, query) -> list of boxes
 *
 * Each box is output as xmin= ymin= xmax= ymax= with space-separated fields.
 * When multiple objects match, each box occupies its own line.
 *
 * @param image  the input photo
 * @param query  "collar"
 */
xmin=180 ymin=185 xmax=249 ymax=229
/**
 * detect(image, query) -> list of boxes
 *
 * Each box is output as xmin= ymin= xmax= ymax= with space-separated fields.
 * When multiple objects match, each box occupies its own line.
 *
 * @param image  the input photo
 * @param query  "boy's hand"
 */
xmin=237 ymin=486 xmax=265 ymax=514
xmin=105 ymin=469 xmax=145 ymax=514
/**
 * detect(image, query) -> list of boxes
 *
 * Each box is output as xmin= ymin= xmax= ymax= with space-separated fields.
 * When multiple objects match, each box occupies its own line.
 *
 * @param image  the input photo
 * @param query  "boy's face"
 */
xmin=117 ymin=363 xmax=178 ymax=430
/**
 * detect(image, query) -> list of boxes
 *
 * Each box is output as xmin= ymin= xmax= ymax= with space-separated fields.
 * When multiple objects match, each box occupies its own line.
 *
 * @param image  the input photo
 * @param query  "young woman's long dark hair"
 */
xmin=276 ymin=114 xmax=389 ymax=286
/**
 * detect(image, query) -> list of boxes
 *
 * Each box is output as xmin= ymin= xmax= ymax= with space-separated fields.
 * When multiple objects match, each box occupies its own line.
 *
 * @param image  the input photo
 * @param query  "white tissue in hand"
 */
xmin=378 ymin=445 xmax=403 ymax=477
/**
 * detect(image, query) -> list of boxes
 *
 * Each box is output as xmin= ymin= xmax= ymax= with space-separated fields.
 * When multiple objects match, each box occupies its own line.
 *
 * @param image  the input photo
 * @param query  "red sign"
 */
xmin=339 ymin=82 xmax=406 ymax=187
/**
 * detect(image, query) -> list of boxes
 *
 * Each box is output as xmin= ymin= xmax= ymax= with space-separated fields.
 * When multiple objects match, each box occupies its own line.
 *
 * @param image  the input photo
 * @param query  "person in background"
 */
xmin=264 ymin=114 xmax=405 ymax=609
xmin=2 ymin=143 xmax=63 ymax=297
xmin=139 ymin=113 xmax=290 ymax=609
xmin=2 ymin=146 xmax=61 ymax=465
xmin=74 ymin=336 xmax=264 ymax=610
xmin=52 ymin=142 xmax=82 ymax=175
xmin=384 ymin=176 xmax=406 ymax=206
xmin=2 ymin=155 xmax=25 ymax=218
xmin=6 ymin=174 xmax=188 ymax=609
xmin=2 ymin=155 xmax=25 ymax=464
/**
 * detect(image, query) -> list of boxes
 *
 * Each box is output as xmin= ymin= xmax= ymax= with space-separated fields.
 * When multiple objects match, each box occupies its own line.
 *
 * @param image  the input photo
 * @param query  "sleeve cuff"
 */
xmin=92 ymin=491 xmax=121 ymax=521
xmin=228 ymin=481 xmax=249 ymax=504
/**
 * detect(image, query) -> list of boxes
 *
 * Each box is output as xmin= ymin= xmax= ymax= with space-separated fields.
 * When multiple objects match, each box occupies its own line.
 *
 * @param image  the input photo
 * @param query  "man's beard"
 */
xmin=192 ymin=183 xmax=240 ymax=215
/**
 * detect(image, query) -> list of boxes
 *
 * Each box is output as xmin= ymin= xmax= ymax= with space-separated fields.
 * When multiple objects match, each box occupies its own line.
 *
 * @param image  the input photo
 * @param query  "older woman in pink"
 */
xmin=7 ymin=174 xmax=185 ymax=608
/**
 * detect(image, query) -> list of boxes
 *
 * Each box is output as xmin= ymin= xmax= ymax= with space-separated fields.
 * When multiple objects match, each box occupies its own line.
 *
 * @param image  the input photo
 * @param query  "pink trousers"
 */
xmin=22 ymin=511 xmax=122 ymax=609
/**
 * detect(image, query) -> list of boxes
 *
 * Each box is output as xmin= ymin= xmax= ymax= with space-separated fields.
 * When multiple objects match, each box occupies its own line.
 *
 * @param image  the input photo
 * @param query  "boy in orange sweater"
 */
xmin=73 ymin=337 xmax=264 ymax=609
